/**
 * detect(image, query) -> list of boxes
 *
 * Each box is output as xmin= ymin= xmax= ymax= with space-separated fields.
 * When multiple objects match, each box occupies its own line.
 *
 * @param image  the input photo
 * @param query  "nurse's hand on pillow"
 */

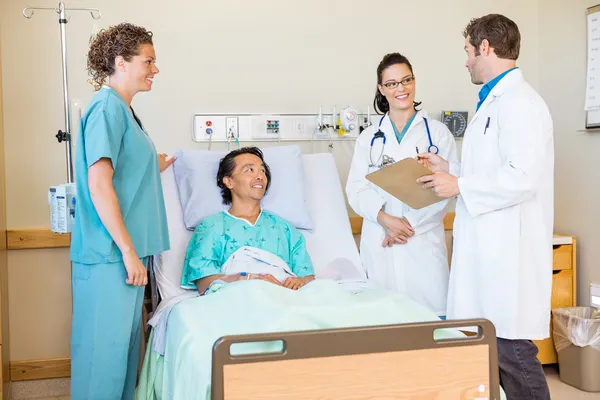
xmin=158 ymin=153 xmax=176 ymax=172
xmin=377 ymin=211 xmax=414 ymax=245
xmin=283 ymin=276 xmax=315 ymax=290
xmin=123 ymin=250 xmax=148 ymax=286
xmin=416 ymin=152 xmax=449 ymax=173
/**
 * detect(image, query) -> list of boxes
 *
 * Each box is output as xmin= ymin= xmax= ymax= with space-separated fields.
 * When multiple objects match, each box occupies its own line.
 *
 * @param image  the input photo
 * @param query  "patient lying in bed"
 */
xmin=180 ymin=146 xmax=316 ymax=294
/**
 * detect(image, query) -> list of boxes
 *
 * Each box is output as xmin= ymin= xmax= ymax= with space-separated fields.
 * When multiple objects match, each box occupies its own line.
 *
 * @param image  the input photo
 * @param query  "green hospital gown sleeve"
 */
xmin=180 ymin=219 xmax=224 ymax=289
xmin=286 ymin=225 xmax=315 ymax=278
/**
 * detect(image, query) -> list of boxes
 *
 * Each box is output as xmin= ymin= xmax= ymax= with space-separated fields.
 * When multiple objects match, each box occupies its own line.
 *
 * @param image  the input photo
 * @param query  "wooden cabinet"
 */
xmin=533 ymin=236 xmax=577 ymax=364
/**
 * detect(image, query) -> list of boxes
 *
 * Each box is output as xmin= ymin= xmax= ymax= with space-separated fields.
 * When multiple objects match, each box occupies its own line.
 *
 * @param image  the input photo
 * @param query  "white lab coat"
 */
xmin=448 ymin=69 xmax=554 ymax=340
xmin=346 ymin=110 xmax=458 ymax=316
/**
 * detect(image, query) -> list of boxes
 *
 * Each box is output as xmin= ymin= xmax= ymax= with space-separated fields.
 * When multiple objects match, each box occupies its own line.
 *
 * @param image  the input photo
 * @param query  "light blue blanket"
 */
xmin=136 ymin=279 xmax=505 ymax=399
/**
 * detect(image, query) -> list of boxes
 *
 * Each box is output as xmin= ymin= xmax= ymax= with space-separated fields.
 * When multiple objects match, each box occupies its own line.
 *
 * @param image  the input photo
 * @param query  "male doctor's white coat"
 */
xmin=448 ymin=68 xmax=554 ymax=340
xmin=346 ymin=110 xmax=458 ymax=316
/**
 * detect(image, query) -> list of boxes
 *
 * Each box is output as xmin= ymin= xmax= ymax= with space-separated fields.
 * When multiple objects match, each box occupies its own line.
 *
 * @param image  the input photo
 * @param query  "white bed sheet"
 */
xmin=153 ymin=151 xmax=366 ymax=301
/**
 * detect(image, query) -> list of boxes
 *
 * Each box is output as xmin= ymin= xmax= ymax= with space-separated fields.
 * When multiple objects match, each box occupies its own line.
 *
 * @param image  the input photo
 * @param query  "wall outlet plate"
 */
xmin=591 ymin=283 xmax=600 ymax=308
xmin=226 ymin=117 xmax=239 ymax=139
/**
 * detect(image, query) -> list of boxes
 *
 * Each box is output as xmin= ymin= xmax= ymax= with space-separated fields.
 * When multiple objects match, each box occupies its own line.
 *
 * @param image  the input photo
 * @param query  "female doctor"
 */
xmin=346 ymin=52 xmax=458 ymax=317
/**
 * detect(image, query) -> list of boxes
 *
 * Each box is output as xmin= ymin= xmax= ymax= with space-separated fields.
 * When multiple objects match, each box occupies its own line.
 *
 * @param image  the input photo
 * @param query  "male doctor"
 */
xmin=417 ymin=14 xmax=553 ymax=399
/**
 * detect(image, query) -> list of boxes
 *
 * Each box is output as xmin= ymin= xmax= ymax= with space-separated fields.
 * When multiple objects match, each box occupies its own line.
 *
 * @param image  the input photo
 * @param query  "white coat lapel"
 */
xmin=470 ymin=69 xmax=523 ymax=125
xmin=408 ymin=111 xmax=429 ymax=149
xmin=380 ymin=116 xmax=402 ymax=164
xmin=384 ymin=111 xmax=428 ymax=162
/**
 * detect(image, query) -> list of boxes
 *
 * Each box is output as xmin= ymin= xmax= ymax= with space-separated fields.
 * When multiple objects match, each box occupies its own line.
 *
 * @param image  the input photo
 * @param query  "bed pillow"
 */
xmin=172 ymin=145 xmax=314 ymax=231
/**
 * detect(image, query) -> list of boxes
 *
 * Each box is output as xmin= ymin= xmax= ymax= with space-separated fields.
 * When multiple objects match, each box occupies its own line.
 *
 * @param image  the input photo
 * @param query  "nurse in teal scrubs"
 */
xmin=69 ymin=23 xmax=174 ymax=399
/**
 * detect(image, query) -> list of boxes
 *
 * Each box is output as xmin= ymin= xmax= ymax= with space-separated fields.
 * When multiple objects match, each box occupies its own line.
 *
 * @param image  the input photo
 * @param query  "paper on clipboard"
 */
xmin=365 ymin=157 xmax=444 ymax=209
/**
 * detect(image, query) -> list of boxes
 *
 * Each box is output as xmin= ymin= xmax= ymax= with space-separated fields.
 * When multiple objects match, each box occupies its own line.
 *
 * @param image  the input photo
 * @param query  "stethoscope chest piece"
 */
xmin=368 ymin=113 xmax=438 ymax=168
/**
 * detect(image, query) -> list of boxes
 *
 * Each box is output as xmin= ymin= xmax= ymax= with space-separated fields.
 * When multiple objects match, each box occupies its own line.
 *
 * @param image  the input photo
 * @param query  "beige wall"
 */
xmin=538 ymin=0 xmax=600 ymax=305
xmin=0 ymin=0 xmax=541 ymax=227
xmin=1 ymin=0 xmax=582 ymax=362
xmin=0 ymin=13 xmax=12 ymax=395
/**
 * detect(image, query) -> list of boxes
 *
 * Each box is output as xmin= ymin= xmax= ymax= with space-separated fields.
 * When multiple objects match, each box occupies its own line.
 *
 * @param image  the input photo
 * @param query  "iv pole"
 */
xmin=23 ymin=2 xmax=101 ymax=183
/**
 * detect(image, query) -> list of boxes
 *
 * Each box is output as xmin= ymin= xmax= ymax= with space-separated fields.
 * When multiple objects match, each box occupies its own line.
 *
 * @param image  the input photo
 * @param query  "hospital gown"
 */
xmin=181 ymin=210 xmax=314 ymax=289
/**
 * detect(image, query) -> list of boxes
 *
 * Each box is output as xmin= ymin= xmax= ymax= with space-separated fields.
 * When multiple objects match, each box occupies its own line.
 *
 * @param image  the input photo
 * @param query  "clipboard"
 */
xmin=366 ymin=157 xmax=444 ymax=209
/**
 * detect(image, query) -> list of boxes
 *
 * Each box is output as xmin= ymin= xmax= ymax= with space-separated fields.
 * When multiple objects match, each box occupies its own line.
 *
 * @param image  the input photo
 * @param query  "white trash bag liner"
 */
xmin=553 ymin=307 xmax=600 ymax=352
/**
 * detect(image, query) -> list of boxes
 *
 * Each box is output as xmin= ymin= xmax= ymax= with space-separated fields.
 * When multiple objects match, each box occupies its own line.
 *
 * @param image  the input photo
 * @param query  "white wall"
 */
xmin=0 ymin=0 xmax=543 ymax=360
xmin=1 ymin=0 xmax=540 ymax=226
xmin=538 ymin=0 xmax=600 ymax=306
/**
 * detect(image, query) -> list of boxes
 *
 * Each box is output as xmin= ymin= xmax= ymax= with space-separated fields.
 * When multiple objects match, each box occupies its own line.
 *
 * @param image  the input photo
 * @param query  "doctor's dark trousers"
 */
xmin=497 ymin=338 xmax=551 ymax=400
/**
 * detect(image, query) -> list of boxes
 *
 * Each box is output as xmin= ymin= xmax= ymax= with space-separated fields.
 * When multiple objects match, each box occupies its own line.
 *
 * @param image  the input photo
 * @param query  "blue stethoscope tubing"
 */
xmin=369 ymin=113 xmax=439 ymax=167
xmin=422 ymin=117 xmax=439 ymax=154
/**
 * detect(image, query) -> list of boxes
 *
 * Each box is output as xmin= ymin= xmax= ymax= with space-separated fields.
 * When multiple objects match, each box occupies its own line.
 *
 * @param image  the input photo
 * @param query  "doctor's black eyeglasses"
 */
xmin=382 ymin=76 xmax=415 ymax=89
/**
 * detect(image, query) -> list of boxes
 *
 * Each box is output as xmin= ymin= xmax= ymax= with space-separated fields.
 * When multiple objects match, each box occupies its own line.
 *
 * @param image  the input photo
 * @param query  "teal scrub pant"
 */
xmin=70 ymin=258 xmax=148 ymax=400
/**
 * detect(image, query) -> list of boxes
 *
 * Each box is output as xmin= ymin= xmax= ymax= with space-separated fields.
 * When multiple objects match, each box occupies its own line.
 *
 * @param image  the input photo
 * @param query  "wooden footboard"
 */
xmin=211 ymin=319 xmax=501 ymax=399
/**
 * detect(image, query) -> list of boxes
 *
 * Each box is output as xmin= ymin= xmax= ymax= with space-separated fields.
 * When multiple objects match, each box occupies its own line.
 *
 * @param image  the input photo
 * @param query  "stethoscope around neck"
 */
xmin=369 ymin=113 xmax=439 ymax=168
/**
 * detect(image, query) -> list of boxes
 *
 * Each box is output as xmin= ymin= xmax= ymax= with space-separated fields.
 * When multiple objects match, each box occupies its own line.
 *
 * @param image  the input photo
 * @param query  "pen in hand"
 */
xmin=416 ymin=146 xmax=433 ymax=170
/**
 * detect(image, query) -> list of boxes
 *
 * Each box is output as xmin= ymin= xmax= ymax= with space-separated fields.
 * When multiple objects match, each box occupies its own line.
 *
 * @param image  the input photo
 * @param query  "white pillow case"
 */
xmin=172 ymin=145 xmax=314 ymax=231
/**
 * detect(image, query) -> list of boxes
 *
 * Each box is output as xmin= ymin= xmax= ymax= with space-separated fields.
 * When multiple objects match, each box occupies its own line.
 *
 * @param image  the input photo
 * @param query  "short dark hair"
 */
xmin=216 ymin=147 xmax=272 ymax=205
xmin=463 ymin=14 xmax=520 ymax=60
xmin=373 ymin=52 xmax=422 ymax=115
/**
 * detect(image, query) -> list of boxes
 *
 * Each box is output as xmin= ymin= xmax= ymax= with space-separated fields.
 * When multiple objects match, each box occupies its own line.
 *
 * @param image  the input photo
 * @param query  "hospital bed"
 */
xmin=136 ymin=150 xmax=505 ymax=399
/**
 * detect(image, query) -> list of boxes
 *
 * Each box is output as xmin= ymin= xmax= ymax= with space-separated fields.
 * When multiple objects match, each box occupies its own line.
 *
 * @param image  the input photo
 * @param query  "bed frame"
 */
xmin=211 ymin=318 xmax=501 ymax=399
xmin=141 ymin=256 xmax=160 ymax=344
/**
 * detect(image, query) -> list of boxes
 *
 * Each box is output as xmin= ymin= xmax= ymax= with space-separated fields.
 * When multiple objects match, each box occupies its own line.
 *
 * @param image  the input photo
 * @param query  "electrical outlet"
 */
xmin=226 ymin=117 xmax=239 ymax=139
xmin=293 ymin=120 xmax=304 ymax=136
xmin=591 ymin=283 xmax=600 ymax=308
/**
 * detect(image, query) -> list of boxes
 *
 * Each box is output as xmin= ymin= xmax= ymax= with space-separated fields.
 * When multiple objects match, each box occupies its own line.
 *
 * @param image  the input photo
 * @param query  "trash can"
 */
xmin=552 ymin=307 xmax=600 ymax=392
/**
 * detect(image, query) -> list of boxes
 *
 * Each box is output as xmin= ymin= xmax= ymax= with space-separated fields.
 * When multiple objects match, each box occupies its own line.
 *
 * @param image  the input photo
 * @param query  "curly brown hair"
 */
xmin=87 ymin=23 xmax=154 ymax=90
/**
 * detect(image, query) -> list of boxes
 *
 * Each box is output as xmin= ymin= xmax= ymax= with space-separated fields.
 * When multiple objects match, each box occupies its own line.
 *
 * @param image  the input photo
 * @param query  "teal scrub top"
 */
xmin=180 ymin=210 xmax=315 ymax=289
xmin=70 ymin=87 xmax=170 ymax=264
xmin=390 ymin=112 xmax=417 ymax=145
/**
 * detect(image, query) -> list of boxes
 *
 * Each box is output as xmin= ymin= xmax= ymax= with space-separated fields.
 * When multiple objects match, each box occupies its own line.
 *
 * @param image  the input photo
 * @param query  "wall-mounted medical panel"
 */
xmin=192 ymin=112 xmax=381 ymax=143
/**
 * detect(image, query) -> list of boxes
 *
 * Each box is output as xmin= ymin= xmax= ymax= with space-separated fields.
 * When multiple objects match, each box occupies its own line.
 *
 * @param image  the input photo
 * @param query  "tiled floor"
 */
xmin=10 ymin=378 xmax=69 ymax=400
xmin=545 ymin=365 xmax=600 ymax=399
xmin=16 ymin=366 xmax=600 ymax=399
